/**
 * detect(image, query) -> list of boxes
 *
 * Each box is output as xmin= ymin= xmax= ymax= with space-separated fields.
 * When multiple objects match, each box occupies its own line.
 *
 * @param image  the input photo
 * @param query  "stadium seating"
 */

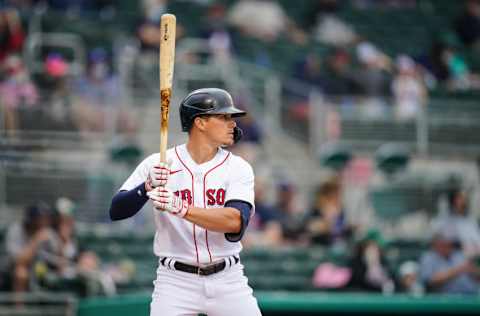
xmin=72 ymin=231 xmax=428 ymax=294
xmin=1 ymin=3 xmax=479 ymax=312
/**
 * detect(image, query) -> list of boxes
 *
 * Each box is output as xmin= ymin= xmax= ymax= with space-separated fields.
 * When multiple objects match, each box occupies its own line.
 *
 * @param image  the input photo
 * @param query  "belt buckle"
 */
xmin=198 ymin=264 xmax=215 ymax=276
xmin=197 ymin=263 xmax=208 ymax=276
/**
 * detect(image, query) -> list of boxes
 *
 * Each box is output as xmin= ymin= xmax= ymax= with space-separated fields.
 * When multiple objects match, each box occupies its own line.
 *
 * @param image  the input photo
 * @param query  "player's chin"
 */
xmin=222 ymin=135 xmax=235 ymax=146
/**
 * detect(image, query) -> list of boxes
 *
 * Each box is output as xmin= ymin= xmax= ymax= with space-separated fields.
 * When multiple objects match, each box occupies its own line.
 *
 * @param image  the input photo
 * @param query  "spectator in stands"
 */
xmin=455 ymin=0 xmax=480 ymax=49
xmin=397 ymin=260 xmax=424 ymax=296
xmin=235 ymin=110 xmax=263 ymax=145
xmin=40 ymin=52 xmax=75 ymax=126
xmin=442 ymin=37 xmax=480 ymax=91
xmin=136 ymin=1 xmax=185 ymax=90
xmin=199 ymin=3 xmax=234 ymax=62
xmin=431 ymin=189 xmax=480 ymax=258
xmin=348 ymin=229 xmax=394 ymax=293
xmin=227 ymin=0 xmax=306 ymax=45
xmin=228 ymin=100 xmax=263 ymax=164
xmin=232 ymin=107 xmax=263 ymax=164
xmin=3 ymin=202 xmax=56 ymax=293
xmin=293 ymin=52 xmax=326 ymax=88
xmin=137 ymin=0 xmax=184 ymax=56
xmin=306 ymin=0 xmax=358 ymax=47
xmin=391 ymin=55 xmax=428 ymax=121
xmin=73 ymin=48 xmax=137 ymax=135
xmin=244 ymin=177 xmax=283 ymax=247
xmin=0 ymin=8 xmax=25 ymax=66
xmin=422 ymin=37 xmax=480 ymax=91
xmin=283 ymin=52 xmax=325 ymax=124
xmin=419 ymin=228 xmax=480 ymax=295
xmin=287 ymin=49 xmax=353 ymax=130
xmin=221 ymin=97 xmax=262 ymax=147
xmin=143 ymin=0 xmax=167 ymax=24
xmin=353 ymin=42 xmax=392 ymax=93
xmin=323 ymin=48 xmax=356 ymax=97
xmin=419 ymin=41 xmax=450 ymax=85
xmin=44 ymin=197 xmax=116 ymax=297
xmin=51 ymin=197 xmax=81 ymax=275
xmin=137 ymin=9 xmax=163 ymax=54
xmin=303 ymin=0 xmax=340 ymax=31
xmin=275 ymin=181 xmax=306 ymax=244
xmin=351 ymin=41 xmax=392 ymax=118
xmin=304 ymin=178 xmax=354 ymax=246
xmin=0 ymin=55 xmax=38 ymax=134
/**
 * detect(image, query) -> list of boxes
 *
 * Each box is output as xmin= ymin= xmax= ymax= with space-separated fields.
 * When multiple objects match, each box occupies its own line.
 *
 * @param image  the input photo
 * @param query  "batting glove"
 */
xmin=147 ymin=160 xmax=172 ymax=189
xmin=147 ymin=187 xmax=189 ymax=218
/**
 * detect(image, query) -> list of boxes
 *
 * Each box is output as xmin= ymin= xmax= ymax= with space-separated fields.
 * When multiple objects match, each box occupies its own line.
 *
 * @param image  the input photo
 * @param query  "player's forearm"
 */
xmin=109 ymin=183 xmax=149 ymax=220
xmin=184 ymin=206 xmax=241 ymax=233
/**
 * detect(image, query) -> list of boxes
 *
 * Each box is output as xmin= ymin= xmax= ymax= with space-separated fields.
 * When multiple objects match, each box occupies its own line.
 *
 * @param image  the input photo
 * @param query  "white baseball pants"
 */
xmin=150 ymin=262 xmax=262 ymax=316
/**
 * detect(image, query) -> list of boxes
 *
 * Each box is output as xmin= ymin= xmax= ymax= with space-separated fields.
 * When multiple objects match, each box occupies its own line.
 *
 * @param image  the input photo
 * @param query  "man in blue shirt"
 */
xmin=419 ymin=229 xmax=480 ymax=295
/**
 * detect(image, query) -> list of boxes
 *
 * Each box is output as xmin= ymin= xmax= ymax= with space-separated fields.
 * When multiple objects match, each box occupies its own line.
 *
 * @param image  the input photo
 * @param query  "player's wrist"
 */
xmin=145 ymin=178 xmax=153 ymax=192
xmin=170 ymin=198 xmax=189 ymax=218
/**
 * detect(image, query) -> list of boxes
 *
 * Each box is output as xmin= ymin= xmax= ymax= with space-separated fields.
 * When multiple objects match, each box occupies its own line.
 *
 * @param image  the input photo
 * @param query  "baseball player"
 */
xmin=109 ymin=88 xmax=262 ymax=316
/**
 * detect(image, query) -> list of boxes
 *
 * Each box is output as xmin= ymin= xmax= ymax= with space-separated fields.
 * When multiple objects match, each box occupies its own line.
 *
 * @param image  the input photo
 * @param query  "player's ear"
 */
xmin=194 ymin=116 xmax=207 ymax=131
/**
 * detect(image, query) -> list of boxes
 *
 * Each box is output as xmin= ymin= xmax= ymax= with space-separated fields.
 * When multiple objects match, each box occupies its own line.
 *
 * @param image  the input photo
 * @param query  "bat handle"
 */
xmin=160 ymin=89 xmax=170 ymax=163
xmin=160 ymin=134 xmax=167 ymax=163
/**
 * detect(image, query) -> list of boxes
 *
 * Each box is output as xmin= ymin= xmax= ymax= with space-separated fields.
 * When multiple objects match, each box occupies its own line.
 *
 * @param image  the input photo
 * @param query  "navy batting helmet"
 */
xmin=179 ymin=88 xmax=246 ymax=132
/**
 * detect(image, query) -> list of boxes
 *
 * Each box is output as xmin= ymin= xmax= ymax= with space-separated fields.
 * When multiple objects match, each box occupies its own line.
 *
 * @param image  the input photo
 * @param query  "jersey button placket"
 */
xmin=195 ymin=172 xmax=203 ymax=184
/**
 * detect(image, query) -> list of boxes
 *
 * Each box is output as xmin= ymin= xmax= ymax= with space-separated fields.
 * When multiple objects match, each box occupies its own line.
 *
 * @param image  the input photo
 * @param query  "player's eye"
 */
xmin=220 ymin=114 xmax=232 ymax=121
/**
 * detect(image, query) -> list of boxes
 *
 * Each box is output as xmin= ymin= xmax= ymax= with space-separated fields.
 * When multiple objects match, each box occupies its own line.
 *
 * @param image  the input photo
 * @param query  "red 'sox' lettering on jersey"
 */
xmin=206 ymin=188 xmax=226 ymax=206
xmin=216 ymin=188 xmax=225 ymax=205
xmin=206 ymin=189 xmax=216 ymax=206
xmin=174 ymin=189 xmax=193 ymax=205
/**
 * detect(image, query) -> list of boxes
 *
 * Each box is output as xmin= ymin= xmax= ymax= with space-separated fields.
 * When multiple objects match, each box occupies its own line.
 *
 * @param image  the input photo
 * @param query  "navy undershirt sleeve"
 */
xmin=109 ymin=182 xmax=149 ymax=221
xmin=224 ymin=200 xmax=252 ymax=242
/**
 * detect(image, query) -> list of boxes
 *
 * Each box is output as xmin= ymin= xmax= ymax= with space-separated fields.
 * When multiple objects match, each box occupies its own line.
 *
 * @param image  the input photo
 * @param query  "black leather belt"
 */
xmin=161 ymin=256 xmax=239 ymax=276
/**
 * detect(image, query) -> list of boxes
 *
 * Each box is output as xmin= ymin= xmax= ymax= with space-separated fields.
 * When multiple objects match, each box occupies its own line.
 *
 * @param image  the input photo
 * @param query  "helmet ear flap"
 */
xmin=233 ymin=126 xmax=243 ymax=143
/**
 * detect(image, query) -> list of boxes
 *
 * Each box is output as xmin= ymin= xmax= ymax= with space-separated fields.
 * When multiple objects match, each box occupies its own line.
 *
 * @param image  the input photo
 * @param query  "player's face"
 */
xmin=202 ymin=114 xmax=236 ymax=146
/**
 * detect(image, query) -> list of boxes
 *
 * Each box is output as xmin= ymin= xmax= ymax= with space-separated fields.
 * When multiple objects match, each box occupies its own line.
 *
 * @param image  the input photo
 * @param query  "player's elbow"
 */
xmin=108 ymin=195 xmax=127 ymax=221
xmin=109 ymin=203 xmax=121 ymax=221
xmin=227 ymin=209 xmax=242 ymax=233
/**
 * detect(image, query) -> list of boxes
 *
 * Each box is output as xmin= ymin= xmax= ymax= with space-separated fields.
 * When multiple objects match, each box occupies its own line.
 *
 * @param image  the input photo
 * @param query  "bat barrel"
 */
xmin=159 ymin=13 xmax=176 ymax=162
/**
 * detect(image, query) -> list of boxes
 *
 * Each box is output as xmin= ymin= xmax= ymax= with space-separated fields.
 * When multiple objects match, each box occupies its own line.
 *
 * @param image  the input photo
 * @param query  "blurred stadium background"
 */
xmin=1 ymin=0 xmax=480 ymax=315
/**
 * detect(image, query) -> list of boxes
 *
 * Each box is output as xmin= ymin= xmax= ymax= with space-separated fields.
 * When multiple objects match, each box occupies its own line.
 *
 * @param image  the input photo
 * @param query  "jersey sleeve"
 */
xmin=119 ymin=153 xmax=158 ymax=191
xmin=225 ymin=156 xmax=255 ymax=208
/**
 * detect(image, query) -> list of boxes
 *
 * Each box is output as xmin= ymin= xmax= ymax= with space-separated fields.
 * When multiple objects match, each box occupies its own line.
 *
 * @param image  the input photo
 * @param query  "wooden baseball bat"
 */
xmin=159 ymin=14 xmax=176 ymax=163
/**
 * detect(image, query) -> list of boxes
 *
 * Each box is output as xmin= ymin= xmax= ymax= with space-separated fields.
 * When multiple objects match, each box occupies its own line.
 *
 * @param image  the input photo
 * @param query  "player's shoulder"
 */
xmin=224 ymin=149 xmax=253 ymax=171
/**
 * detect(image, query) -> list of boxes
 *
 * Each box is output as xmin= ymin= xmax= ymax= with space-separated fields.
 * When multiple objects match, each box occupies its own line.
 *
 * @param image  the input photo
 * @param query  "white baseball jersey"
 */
xmin=120 ymin=144 xmax=254 ymax=265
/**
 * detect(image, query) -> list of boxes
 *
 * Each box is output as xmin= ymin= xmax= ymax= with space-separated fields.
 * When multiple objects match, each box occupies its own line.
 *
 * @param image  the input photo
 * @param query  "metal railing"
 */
xmin=308 ymin=94 xmax=480 ymax=158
